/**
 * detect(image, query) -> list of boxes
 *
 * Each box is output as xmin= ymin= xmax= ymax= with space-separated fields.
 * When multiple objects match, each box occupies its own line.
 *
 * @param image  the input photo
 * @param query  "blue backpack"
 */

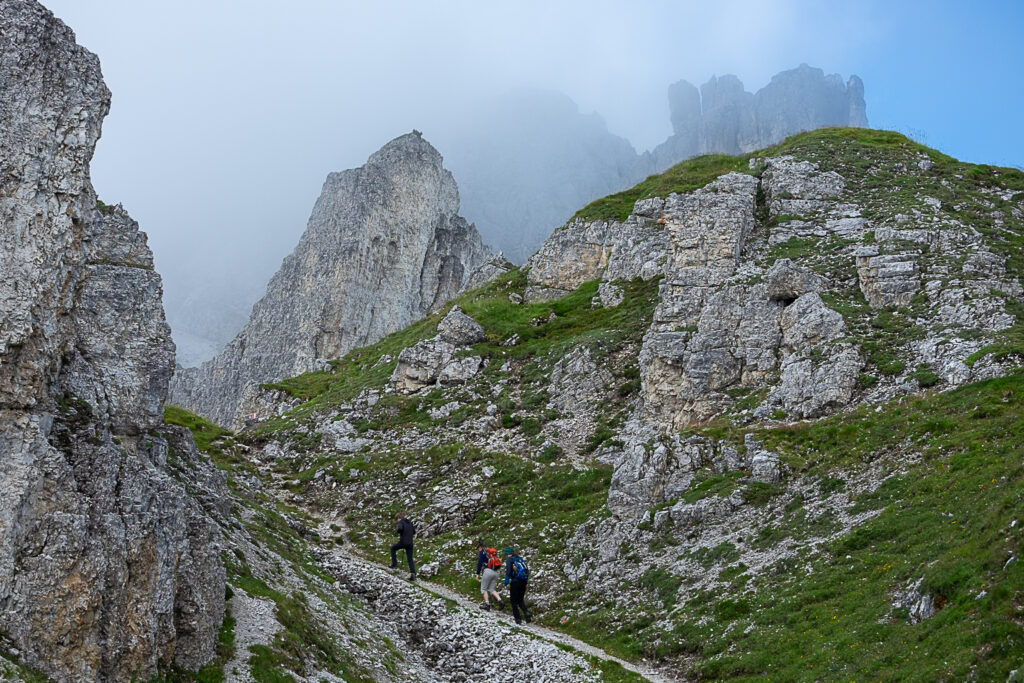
xmin=510 ymin=555 xmax=529 ymax=581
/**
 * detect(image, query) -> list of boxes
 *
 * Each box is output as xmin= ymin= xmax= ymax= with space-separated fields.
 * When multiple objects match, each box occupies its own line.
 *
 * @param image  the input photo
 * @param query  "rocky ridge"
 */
xmin=169 ymin=67 xmax=866 ymax=367
xmin=0 ymin=2 xmax=225 ymax=679
xmin=169 ymin=133 xmax=496 ymax=428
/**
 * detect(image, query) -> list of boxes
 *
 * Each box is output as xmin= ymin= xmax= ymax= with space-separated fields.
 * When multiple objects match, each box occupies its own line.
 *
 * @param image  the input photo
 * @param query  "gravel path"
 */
xmin=224 ymin=589 xmax=279 ymax=683
xmin=314 ymin=514 xmax=680 ymax=683
xmin=407 ymin=570 xmax=680 ymax=683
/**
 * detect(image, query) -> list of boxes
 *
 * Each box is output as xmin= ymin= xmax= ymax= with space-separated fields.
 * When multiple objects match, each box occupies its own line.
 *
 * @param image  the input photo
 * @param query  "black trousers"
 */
xmin=390 ymin=542 xmax=415 ymax=573
xmin=509 ymin=580 xmax=530 ymax=623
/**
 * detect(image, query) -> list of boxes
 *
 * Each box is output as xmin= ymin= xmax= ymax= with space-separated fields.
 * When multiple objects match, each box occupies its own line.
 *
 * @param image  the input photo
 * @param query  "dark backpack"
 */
xmin=510 ymin=555 xmax=529 ymax=581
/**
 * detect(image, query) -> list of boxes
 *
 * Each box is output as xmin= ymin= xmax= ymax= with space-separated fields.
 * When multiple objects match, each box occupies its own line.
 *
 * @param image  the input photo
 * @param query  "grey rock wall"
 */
xmin=170 ymin=133 xmax=491 ymax=427
xmin=0 ymin=2 xmax=225 ymax=679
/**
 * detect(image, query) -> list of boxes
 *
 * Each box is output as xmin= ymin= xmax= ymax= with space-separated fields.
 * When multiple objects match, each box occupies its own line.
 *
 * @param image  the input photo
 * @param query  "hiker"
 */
xmin=474 ymin=540 xmax=505 ymax=611
xmin=503 ymin=546 xmax=531 ymax=624
xmin=389 ymin=513 xmax=416 ymax=580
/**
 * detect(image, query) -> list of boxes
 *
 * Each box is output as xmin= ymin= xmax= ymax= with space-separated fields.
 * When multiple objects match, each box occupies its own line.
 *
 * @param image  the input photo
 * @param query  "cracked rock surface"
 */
xmin=0 ymin=3 xmax=226 ymax=679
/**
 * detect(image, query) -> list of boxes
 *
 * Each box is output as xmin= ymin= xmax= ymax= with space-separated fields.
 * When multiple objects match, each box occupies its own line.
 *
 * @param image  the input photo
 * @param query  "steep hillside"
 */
xmin=221 ymin=128 xmax=1024 ymax=680
xmin=169 ymin=132 xmax=500 ymax=428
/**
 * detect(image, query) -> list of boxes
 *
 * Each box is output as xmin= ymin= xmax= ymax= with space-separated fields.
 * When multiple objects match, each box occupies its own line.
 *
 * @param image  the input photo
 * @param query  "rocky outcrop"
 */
xmin=647 ymin=64 xmax=867 ymax=172
xmin=524 ymin=218 xmax=668 ymax=301
xmin=856 ymin=247 xmax=922 ymax=307
xmin=389 ymin=308 xmax=485 ymax=394
xmin=170 ymin=133 xmax=492 ymax=427
xmin=0 ymin=2 xmax=225 ymax=679
xmin=637 ymin=173 xmax=771 ymax=428
xmin=556 ymin=152 xmax=1021 ymax=519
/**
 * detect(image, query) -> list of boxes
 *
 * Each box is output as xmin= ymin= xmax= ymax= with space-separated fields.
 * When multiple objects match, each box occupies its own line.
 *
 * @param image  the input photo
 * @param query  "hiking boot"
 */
xmin=408 ymin=573 xmax=416 ymax=581
xmin=514 ymin=617 xmax=522 ymax=625
xmin=388 ymin=564 xmax=398 ymax=570
xmin=524 ymin=611 xmax=532 ymax=623
xmin=496 ymin=599 xmax=505 ymax=611
xmin=479 ymin=602 xmax=491 ymax=611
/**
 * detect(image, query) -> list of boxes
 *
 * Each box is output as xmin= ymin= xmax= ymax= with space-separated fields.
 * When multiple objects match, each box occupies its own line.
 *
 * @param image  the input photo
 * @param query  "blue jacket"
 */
xmin=504 ymin=554 xmax=527 ymax=586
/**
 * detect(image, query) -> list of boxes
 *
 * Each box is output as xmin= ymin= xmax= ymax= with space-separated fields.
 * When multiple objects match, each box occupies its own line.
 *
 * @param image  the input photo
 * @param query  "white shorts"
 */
xmin=480 ymin=567 xmax=499 ymax=593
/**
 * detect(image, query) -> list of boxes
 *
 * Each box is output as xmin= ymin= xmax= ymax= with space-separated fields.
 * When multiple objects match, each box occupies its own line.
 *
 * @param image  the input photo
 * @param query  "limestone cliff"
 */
xmin=169 ymin=133 xmax=492 ymax=427
xmin=0 ymin=1 xmax=225 ymax=679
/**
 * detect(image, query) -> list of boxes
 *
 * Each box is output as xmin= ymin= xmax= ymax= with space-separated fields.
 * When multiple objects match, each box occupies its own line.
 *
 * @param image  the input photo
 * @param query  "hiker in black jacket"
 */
xmin=503 ymin=546 xmax=531 ymax=624
xmin=389 ymin=513 xmax=416 ymax=580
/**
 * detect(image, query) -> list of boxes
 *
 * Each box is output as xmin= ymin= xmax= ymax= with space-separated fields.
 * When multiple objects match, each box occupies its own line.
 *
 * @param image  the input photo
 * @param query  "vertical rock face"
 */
xmin=0 ymin=1 xmax=225 ymax=679
xmin=636 ymin=173 xmax=767 ymax=428
xmin=169 ymin=133 xmax=491 ymax=427
xmin=648 ymin=64 xmax=867 ymax=172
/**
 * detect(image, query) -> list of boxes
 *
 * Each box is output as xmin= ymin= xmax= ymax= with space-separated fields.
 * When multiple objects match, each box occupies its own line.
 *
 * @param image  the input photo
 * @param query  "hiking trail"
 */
xmin=314 ymin=515 xmax=680 ymax=683
xmin=404 ymin=568 xmax=680 ymax=683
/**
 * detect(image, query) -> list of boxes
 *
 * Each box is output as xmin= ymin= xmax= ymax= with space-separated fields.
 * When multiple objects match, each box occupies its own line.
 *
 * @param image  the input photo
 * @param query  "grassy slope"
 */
xmin=257 ymin=272 xmax=662 ymax=609
xmin=565 ymin=129 xmax=1024 ymax=678
xmin=573 ymin=154 xmax=752 ymax=222
xmin=256 ymin=268 xmax=659 ymax=440
xmin=676 ymin=373 xmax=1024 ymax=681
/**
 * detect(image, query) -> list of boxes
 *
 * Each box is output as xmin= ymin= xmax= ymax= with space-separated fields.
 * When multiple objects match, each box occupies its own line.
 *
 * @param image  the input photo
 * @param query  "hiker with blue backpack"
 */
xmin=474 ymin=540 xmax=505 ymax=611
xmin=503 ymin=546 xmax=531 ymax=624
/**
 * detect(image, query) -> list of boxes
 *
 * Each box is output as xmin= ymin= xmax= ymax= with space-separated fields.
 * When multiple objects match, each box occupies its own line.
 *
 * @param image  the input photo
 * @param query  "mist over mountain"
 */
xmin=645 ymin=63 xmax=866 ymax=171
xmin=6 ymin=2 xmax=1024 ymax=680
xmin=436 ymin=89 xmax=641 ymax=264
xmin=169 ymin=65 xmax=866 ymax=367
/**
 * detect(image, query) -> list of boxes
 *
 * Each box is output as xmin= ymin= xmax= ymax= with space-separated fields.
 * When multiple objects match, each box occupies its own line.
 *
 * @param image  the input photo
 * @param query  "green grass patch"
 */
xmin=164 ymin=405 xmax=245 ymax=469
xmin=678 ymin=373 xmax=1024 ymax=680
xmin=638 ymin=567 xmax=683 ymax=608
xmin=574 ymin=154 xmax=751 ymax=223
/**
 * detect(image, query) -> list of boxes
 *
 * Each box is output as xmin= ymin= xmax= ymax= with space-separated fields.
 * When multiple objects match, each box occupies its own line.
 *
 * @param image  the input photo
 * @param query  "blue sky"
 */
xmin=853 ymin=1 xmax=1023 ymax=169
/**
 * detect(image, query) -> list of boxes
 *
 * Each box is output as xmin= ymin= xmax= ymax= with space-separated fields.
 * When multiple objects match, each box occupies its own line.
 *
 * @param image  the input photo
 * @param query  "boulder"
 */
xmin=437 ymin=307 xmax=486 ymax=346
xmin=438 ymin=356 xmax=483 ymax=385
xmin=856 ymin=247 xmax=921 ymax=307
xmin=780 ymin=292 xmax=847 ymax=352
xmin=389 ymin=339 xmax=456 ymax=394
